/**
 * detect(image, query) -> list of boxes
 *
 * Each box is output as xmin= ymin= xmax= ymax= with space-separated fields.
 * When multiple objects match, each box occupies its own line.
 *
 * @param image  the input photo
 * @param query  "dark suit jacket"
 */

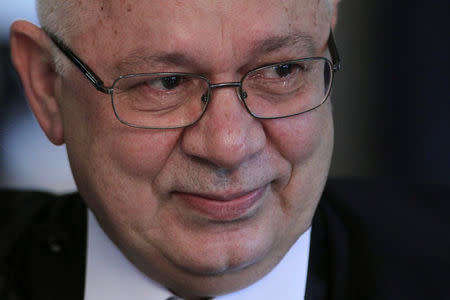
xmin=1 ymin=179 xmax=449 ymax=300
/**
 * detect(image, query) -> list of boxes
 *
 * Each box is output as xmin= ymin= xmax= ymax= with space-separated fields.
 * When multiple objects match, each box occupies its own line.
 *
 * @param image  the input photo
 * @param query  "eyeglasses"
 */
xmin=46 ymin=30 xmax=341 ymax=129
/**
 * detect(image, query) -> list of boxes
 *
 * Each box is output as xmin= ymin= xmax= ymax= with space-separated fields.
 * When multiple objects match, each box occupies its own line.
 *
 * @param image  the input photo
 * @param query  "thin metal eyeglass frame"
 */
xmin=45 ymin=29 xmax=341 ymax=128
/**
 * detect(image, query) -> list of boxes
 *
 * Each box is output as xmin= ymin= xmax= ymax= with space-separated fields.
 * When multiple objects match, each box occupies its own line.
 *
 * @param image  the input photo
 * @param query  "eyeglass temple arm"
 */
xmin=45 ymin=30 xmax=111 ymax=94
xmin=328 ymin=29 xmax=341 ymax=72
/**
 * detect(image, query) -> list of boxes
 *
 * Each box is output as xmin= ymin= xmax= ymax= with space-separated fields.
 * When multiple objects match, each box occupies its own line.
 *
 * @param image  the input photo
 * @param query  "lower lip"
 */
xmin=175 ymin=186 xmax=267 ymax=221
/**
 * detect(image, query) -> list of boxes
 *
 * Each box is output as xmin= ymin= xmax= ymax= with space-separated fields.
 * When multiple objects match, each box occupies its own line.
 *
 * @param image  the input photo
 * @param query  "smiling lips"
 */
xmin=175 ymin=185 xmax=268 ymax=221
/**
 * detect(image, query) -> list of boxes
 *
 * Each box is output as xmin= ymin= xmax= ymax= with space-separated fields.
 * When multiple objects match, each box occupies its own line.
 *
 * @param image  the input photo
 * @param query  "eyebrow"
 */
xmin=112 ymin=31 xmax=317 ymax=75
xmin=113 ymin=52 xmax=195 ymax=75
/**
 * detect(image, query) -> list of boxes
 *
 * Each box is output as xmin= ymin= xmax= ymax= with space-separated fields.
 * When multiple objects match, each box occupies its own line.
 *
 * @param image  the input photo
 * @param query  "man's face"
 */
xmin=57 ymin=0 xmax=334 ymax=297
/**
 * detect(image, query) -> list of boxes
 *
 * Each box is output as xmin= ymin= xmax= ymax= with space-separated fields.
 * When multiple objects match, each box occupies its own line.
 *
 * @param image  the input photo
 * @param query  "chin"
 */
xmin=177 ymin=242 xmax=270 ymax=277
xmin=159 ymin=225 xmax=272 ymax=277
xmin=147 ymin=231 xmax=291 ymax=299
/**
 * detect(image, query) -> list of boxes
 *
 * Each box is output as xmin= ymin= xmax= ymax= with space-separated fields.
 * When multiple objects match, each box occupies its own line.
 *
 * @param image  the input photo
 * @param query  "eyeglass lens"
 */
xmin=111 ymin=58 xmax=333 ymax=129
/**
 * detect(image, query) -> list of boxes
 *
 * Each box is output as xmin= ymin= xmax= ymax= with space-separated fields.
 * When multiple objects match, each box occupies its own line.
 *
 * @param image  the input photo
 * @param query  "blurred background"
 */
xmin=0 ymin=1 xmax=449 ymax=194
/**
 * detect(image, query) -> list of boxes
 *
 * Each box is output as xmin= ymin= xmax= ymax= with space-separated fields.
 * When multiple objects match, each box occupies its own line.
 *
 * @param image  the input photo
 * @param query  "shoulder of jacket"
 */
xmin=0 ymin=189 xmax=87 ymax=300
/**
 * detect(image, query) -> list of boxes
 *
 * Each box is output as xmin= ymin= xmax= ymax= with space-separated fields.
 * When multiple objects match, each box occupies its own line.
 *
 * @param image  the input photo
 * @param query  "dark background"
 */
xmin=332 ymin=0 xmax=449 ymax=183
xmin=1 ymin=1 xmax=449 ymax=192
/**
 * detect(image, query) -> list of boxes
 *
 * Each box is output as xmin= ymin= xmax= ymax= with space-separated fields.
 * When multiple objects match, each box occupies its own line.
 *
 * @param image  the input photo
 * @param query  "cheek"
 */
xmin=60 ymin=79 xmax=182 ymax=182
xmin=263 ymin=104 xmax=333 ymax=219
xmin=109 ymin=129 xmax=182 ymax=180
xmin=264 ymin=106 xmax=333 ymax=163
xmin=63 ymin=97 xmax=184 ymax=231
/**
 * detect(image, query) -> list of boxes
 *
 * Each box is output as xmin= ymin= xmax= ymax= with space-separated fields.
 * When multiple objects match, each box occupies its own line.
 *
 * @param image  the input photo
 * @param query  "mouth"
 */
xmin=173 ymin=185 xmax=268 ymax=221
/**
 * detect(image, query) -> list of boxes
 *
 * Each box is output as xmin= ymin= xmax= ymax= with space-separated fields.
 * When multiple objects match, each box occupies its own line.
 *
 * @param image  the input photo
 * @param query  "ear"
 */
xmin=10 ymin=20 xmax=65 ymax=145
xmin=330 ymin=0 xmax=341 ymax=29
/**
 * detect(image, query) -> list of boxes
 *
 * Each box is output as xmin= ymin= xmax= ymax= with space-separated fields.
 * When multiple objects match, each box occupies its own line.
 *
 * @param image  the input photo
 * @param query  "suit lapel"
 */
xmin=305 ymin=186 xmax=352 ymax=300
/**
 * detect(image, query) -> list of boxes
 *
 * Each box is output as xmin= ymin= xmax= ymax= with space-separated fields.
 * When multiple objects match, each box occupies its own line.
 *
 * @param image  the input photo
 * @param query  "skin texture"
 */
xmin=11 ymin=0 xmax=338 ymax=298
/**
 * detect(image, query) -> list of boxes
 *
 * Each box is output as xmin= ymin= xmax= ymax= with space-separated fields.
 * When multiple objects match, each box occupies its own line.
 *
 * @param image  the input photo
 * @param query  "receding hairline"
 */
xmin=37 ymin=1 xmax=93 ymax=39
xmin=36 ymin=0 xmax=334 ymax=39
xmin=36 ymin=0 xmax=335 ymax=75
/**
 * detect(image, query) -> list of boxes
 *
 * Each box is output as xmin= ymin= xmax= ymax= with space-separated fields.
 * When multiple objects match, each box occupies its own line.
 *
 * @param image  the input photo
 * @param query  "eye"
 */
xmin=275 ymin=63 xmax=294 ymax=78
xmin=147 ymin=75 xmax=183 ymax=91
xmin=258 ymin=62 xmax=305 ymax=80
xmin=161 ymin=76 xmax=181 ymax=90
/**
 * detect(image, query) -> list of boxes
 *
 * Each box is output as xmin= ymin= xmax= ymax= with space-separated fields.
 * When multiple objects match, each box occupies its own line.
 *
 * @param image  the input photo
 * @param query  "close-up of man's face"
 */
xmin=13 ymin=0 xmax=337 ymax=298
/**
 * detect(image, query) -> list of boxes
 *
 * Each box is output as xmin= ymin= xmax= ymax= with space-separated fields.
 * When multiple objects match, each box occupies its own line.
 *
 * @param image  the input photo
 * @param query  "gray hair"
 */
xmin=36 ymin=1 xmax=81 ymax=38
xmin=36 ymin=0 xmax=93 ymax=74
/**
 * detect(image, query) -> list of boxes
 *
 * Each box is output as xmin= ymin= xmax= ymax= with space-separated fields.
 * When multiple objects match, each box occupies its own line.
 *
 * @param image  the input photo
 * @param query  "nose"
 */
xmin=180 ymin=84 xmax=266 ymax=169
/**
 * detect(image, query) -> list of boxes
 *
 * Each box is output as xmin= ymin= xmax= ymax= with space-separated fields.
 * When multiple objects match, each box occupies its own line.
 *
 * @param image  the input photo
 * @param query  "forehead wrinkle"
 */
xmin=250 ymin=31 xmax=317 ymax=57
xmin=112 ymin=51 xmax=200 ymax=75
xmin=110 ymin=33 xmax=319 ymax=77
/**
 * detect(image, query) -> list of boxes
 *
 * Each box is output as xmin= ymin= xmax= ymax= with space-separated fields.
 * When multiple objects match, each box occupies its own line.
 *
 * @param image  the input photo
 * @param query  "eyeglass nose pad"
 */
xmin=237 ymin=88 xmax=248 ymax=101
xmin=201 ymin=93 xmax=209 ymax=103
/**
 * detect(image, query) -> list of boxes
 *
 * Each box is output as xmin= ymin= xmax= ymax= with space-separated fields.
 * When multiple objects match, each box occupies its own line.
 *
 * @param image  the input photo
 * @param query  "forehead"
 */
xmin=72 ymin=0 xmax=331 ymax=75
xmin=92 ymin=0 xmax=329 ymax=31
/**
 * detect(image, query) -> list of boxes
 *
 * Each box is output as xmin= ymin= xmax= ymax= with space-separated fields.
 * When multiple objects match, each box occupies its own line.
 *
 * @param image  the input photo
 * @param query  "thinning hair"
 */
xmin=36 ymin=1 xmax=93 ymax=74
xmin=36 ymin=0 xmax=335 ymax=38
xmin=36 ymin=0 xmax=335 ymax=74
xmin=36 ymin=1 xmax=82 ymax=38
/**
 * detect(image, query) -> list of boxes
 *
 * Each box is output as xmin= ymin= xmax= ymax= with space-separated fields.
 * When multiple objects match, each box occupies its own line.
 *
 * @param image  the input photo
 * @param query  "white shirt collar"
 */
xmin=85 ymin=209 xmax=311 ymax=300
